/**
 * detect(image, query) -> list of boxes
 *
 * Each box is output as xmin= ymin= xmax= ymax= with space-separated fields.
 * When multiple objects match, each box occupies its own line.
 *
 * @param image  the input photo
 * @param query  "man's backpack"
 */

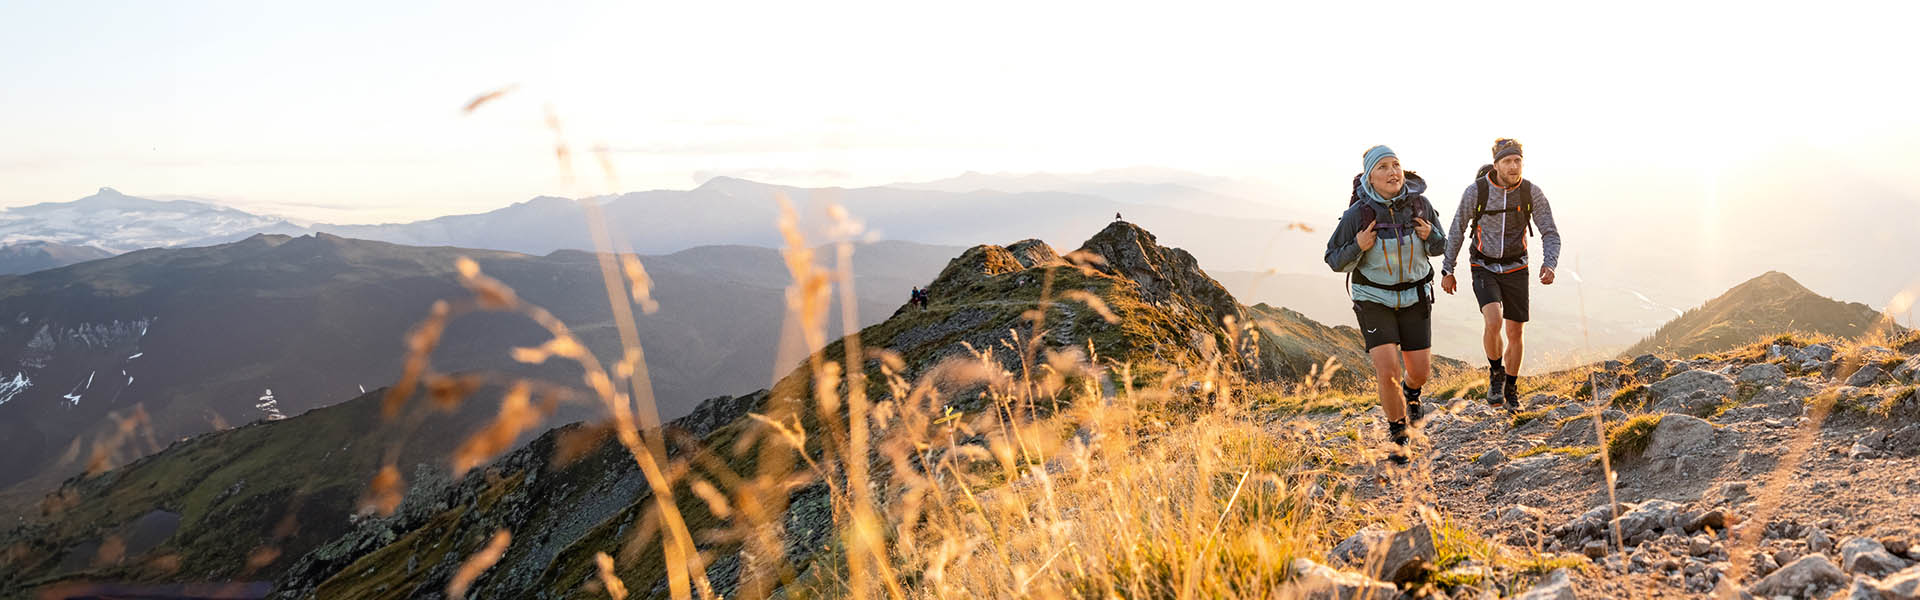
xmin=1469 ymin=164 xmax=1535 ymax=263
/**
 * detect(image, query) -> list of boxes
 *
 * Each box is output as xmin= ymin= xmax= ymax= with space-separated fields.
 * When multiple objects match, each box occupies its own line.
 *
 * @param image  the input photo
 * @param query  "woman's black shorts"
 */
xmin=1352 ymin=300 xmax=1432 ymax=351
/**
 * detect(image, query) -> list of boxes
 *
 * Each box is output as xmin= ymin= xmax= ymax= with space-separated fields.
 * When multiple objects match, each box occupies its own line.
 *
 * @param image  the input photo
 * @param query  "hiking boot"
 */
xmin=1502 ymin=374 xmax=1521 ymax=410
xmin=1486 ymin=366 xmax=1506 ymax=408
xmin=1386 ymin=419 xmax=1410 ymax=465
xmin=1402 ymin=384 xmax=1424 ymax=426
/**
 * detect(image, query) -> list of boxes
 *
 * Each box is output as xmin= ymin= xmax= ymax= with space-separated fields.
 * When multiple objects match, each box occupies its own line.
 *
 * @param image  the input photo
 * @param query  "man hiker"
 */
xmin=1325 ymin=145 xmax=1445 ymax=465
xmin=1440 ymin=138 xmax=1563 ymax=412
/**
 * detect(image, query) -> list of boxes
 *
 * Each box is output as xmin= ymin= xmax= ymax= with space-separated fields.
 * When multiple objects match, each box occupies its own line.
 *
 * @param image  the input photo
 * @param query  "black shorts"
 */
xmin=1352 ymin=300 xmax=1432 ymax=352
xmin=1471 ymin=267 xmax=1531 ymax=323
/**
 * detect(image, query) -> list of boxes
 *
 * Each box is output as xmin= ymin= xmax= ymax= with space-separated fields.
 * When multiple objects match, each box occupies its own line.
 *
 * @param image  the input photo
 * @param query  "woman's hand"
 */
xmin=1414 ymin=217 xmax=1433 ymax=240
xmin=1356 ymin=222 xmax=1377 ymax=251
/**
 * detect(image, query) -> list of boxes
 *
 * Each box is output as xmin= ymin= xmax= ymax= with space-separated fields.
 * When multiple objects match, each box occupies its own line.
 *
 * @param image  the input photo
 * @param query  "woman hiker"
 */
xmin=1323 ymin=145 xmax=1447 ymax=464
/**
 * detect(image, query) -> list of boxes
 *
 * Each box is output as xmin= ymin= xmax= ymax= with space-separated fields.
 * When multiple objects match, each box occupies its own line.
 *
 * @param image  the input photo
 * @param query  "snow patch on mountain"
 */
xmin=0 ymin=372 xmax=32 ymax=407
xmin=61 ymin=371 xmax=94 ymax=406
xmin=0 ymin=188 xmax=306 ymax=253
xmin=14 ymin=318 xmax=153 ymax=369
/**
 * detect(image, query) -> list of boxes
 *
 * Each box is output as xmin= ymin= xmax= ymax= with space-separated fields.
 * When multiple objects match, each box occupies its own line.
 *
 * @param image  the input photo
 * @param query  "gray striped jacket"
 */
xmin=1441 ymin=175 xmax=1562 ymax=275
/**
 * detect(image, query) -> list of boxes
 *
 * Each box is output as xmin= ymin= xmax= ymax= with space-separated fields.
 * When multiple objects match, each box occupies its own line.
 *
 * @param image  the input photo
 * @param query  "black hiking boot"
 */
xmin=1386 ymin=419 xmax=1410 ymax=465
xmin=1486 ymin=365 xmax=1508 ymax=410
xmin=1502 ymin=373 xmax=1520 ymax=410
xmin=1402 ymin=384 xmax=1424 ymax=427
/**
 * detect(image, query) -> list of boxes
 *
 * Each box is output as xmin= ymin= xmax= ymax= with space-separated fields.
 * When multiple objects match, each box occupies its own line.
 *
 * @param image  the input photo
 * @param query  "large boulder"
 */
xmin=1631 ymin=354 xmax=1669 ymax=381
xmin=1871 ymin=563 xmax=1920 ymax=599
xmin=1328 ymin=526 xmax=1390 ymax=567
xmin=1803 ymin=344 xmax=1838 ymax=363
xmin=1752 ymin=554 xmax=1850 ymax=598
xmin=1849 ymin=364 xmax=1892 ymax=387
xmin=1473 ymin=448 xmax=1509 ymax=475
xmin=1888 ymin=425 xmax=1920 ymax=458
xmin=1644 ymin=414 xmax=1718 ymax=459
xmin=1287 ymin=558 xmax=1397 ymax=600
xmin=1650 ymin=370 xmax=1734 ymax=409
xmin=1739 ymin=363 xmax=1787 ymax=386
xmin=1373 ymin=523 xmax=1439 ymax=583
xmin=1515 ymin=568 xmax=1577 ymax=600
xmin=1550 ymin=417 xmax=1599 ymax=446
xmin=1893 ymin=356 xmax=1920 ymax=384
xmin=1328 ymin=523 xmax=1437 ymax=583
xmin=1614 ymin=499 xmax=1686 ymax=541
xmin=1842 ymin=537 xmax=1915 ymax=578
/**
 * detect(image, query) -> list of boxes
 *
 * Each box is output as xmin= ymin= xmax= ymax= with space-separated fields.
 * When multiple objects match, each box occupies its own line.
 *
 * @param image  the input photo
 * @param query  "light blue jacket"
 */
xmin=1324 ymin=173 xmax=1447 ymax=308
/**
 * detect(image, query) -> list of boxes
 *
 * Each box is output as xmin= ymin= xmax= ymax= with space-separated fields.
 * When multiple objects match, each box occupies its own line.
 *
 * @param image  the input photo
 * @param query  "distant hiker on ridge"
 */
xmin=1440 ymin=138 xmax=1563 ymax=413
xmin=1324 ymin=145 xmax=1446 ymax=465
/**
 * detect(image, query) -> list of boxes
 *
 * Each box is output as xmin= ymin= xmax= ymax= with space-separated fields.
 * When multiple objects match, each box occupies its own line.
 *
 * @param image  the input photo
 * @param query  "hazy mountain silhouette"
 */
xmin=0 ymin=233 xmax=961 ymax=515
xmin=0 ymin=241 xmax=113 ymax=275
xmin=1624 ymin=271 xmax=1900 ymax=358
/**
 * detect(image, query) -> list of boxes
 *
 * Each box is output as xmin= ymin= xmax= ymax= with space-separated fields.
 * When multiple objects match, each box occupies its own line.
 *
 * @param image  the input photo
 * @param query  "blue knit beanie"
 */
xmin=1360 ymin=145 xmax=1402 ymax=204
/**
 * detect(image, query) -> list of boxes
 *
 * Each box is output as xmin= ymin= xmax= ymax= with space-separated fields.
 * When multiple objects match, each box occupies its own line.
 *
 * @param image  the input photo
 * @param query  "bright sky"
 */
xmin=2 ymin=0 xmax=1916 ymax=227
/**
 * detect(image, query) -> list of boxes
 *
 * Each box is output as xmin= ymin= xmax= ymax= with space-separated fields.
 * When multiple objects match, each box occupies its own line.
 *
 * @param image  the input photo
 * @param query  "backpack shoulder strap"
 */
xmin=1471 ymin=177 xmax=1489 ymax=238
xmin=1515 ymin=181 xmax=1536 ymax=237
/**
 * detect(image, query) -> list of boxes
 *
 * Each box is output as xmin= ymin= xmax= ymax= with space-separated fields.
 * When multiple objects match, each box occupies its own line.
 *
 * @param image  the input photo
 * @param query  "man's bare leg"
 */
xmin=1403 ymin=349 xmax=1431 ymax=390
xmin=1481 ymin=303 xmax=1504 ymax=361
xmin=1504 ymin=319 xmax=1526 ymax=376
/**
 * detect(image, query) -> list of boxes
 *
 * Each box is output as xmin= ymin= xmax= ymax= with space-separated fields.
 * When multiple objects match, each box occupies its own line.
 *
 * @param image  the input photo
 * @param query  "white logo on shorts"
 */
xmin=1366 ymin=329 xmax=1378 ymax=333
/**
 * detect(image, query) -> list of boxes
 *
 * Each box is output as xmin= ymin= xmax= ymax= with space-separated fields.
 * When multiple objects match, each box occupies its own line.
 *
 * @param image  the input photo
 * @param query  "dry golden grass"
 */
xmin=361 ymin=180 xmax=1396 ymax=599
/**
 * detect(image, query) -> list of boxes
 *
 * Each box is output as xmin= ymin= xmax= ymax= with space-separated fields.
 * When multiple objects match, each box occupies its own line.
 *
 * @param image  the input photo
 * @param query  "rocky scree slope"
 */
xmin=1289 ymin=330 xmax=1920 ymax=599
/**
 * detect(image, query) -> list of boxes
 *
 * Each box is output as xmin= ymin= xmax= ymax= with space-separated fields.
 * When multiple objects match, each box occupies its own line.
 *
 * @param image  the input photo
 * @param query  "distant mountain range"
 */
xmin=2 ymin=179 xmax=1327 ymax=278
xmin=1623 ymin=270 xmax=1901 ymax=358
xmin=0 ymin=233 xmax=961 ymax=517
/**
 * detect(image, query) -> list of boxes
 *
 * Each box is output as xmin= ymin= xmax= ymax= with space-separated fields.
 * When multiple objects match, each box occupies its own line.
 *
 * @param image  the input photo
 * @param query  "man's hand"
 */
xmin=1540 ymin=267 xmax=1556 ymax=285
xmin=1441 ymin=272 xmax=1457 ymax=295
xmin=1413 ymin=217 xmax=1433 ymax=240
xmin=1356 ymin=222 xmax=1378 ymax=252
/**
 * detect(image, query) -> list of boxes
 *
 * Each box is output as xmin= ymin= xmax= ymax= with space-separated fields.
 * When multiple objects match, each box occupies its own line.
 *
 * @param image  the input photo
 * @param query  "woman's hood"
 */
xmin=1354 ymin=171 xmax=1428 ymax=209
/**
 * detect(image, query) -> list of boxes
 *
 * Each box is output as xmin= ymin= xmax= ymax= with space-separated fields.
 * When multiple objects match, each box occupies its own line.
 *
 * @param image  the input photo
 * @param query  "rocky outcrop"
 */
xmin=923 ymin=244 xmax=1033 ymax=301
xmin=1075 ymin=221 xmax=1244 ymax=330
